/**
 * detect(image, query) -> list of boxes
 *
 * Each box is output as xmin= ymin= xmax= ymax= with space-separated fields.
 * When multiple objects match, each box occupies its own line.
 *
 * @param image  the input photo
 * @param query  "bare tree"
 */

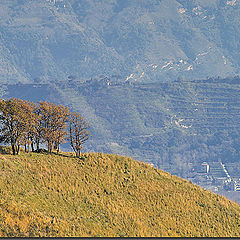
xmin=69 ymin=112 xmax=90 ymax=158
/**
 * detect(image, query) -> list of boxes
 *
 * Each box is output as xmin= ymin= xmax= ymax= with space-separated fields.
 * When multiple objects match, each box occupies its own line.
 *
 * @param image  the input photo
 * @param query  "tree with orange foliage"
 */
xmin=15 ymin=99 xmax=39 ymax=153
xmin=0 ymin=98 xmax=89 ymax=155
xmin=0 ymin=98 xmax=27 ymax=155
xmin=39 ymin=101 xmax=70 ymax=153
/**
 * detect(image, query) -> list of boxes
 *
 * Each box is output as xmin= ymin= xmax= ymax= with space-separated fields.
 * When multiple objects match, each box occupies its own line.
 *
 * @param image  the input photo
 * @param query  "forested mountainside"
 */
xmin=0 ymin=150 xmax=240 ymax=237
xmin=0 ymin=0 xmax=240 ymax=84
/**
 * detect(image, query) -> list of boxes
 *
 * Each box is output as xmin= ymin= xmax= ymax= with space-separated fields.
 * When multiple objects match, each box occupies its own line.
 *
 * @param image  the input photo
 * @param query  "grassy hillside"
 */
xmin=0 ymin=150 xmax=240 ymax=237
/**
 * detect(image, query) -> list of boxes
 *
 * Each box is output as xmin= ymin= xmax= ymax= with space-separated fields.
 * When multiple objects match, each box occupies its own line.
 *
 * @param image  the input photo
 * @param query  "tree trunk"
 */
xmin=27 ymin=142 xmax=30 ymax=153
xmin=36 ymin=140 xmax=40 ymax=152
xmin=48 ymin=141 xmax=52 ymax=154
xmin=31 ymin=142 xmax=34 ymax=152
xmin=12 ymin=145 xmax=16 ymax=155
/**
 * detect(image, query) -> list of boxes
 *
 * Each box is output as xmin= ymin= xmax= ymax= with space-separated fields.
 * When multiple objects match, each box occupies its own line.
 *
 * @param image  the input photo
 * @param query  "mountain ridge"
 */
xmin=0 ymin=0 xmax=240 ymax=84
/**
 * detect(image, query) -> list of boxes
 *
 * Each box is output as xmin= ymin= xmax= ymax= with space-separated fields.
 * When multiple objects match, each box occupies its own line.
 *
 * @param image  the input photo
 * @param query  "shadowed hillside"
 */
xmin=0 ymin=150 xmax=240 ymax=237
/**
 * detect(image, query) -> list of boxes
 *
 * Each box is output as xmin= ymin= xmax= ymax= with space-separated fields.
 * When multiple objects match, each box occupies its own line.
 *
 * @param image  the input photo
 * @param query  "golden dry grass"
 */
xmin=0 ymin=149 xmax=240 ymax=237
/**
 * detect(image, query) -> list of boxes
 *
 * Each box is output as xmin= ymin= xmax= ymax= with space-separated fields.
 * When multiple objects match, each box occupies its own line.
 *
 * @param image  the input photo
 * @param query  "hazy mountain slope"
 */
xmin=55 ymin=77 xmax=240 ymax=167
xmin=0 ymin=0 xmax=240 ymax=84
xmin=0 ymin=151 xmax=240 ymax=237
xmin=4 ymin=77 xmax=240 ymax=171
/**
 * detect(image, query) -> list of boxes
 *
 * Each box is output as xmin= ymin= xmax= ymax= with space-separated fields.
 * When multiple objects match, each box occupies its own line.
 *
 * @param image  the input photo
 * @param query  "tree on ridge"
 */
xmin=69 ymin=112 xmax=90 ymax=158
xmin=0 ymin=98 xmax=90 ymax=155
xmin=38 ymin=101 xmax=70 ymax=154
xmin=0 ymin=98 xmax=26 ymax=155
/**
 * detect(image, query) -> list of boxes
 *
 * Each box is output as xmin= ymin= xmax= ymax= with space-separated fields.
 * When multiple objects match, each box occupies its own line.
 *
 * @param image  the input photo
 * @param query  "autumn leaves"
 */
xmin=0 ymin=98 xmax=89 ymax=157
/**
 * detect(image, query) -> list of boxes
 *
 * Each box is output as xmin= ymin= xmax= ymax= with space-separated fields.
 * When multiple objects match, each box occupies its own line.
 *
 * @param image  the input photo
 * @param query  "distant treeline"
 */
xmin=0 ymin=98 xmax=89 ymax=157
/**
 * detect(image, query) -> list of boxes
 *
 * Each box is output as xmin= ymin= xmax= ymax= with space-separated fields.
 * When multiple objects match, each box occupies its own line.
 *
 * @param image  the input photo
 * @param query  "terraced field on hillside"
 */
xmin=165 ymin=80 xmax=240 ymax=134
